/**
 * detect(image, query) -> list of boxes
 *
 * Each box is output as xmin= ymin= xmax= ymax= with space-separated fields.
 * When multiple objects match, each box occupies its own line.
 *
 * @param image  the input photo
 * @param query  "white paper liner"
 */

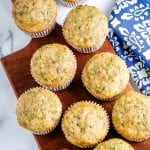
xmin=30 ymin=50 xmax=77 ymax=91
xmin=24 ymin=20 xmax=56 ymax=38
xmin=60 ymin=0 xmax=88 ymax=7
xmin=33 ymin=128 xmax=53 ymax=135
xmin=41 ymin=68 xmax=76 ymax=91
xmin=82 ymin=75 xmax=119 ymax=101
xmin=124 ymin=136 xmax=150 ymax=142
xmin=69 ymin=35 xmax=106 ymax=53
xmin=82 ymin=83 xmax=121 ymax=101
xmin=33 ymin=119 xmax=60 ymax=135
xmin=61 ymin=101 xmax=110 ymax=148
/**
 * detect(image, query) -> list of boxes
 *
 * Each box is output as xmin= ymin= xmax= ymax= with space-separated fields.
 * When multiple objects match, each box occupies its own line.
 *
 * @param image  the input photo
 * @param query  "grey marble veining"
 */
xmin=0 ymin=0 xmax=31 ymax=58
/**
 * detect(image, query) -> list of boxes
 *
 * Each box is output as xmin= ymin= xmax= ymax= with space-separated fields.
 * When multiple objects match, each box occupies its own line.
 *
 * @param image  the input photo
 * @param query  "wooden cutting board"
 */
xmin=1 ymin=24 xmax=150 ymax=150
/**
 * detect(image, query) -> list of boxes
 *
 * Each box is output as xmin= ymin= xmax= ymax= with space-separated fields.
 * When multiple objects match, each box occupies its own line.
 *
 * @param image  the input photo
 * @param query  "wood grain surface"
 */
xmin=1 ymin=24 xmax=150 ymax=150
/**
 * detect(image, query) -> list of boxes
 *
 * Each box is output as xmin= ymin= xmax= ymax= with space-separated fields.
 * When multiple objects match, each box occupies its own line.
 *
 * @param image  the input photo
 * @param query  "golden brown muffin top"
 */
xmin=62 ymin=101 xmax=109 ymax=148
xmin=82 ymin=52 xmax=129 ymax=100
xmin=63 ymin=5 xmax=108 ymax=48
xmin=31 ymin=43 xmax=76 ymax=87
xmin=16 ymin=87 xmax=62 ymax=132
xmin=94 ymin=138 xmax=134 ymax=150
xmin=12 ymin=0 xmax=57 ymax=32
xmin=112 ymin=91 xmax=150 ymax=141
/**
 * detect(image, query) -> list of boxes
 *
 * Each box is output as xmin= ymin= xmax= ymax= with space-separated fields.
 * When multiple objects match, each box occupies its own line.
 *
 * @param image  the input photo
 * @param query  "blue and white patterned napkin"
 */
xmin=108 ymin=0 xmax=150 ymax=96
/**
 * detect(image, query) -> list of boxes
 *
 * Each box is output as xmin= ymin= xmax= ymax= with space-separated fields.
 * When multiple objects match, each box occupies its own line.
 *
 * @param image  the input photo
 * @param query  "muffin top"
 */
xmin=12 ymin=0 xmax=57 ymax=32
xmin=16 ymin=88 xmax=62 ymax=132
xmin=94 ymin=138 xmax=134 ymax=150
xmin=61 ymin=101 xmax=109 ymax=148
xmin=112 ymin=91 xmax=150 ymax=141
xmin=63 ymin=5 xmax=108 ymax=48
xmin=31 ymin=43 xmax=76 ymax=87
xmin=82 ymin=52 xmax=129 ymax=100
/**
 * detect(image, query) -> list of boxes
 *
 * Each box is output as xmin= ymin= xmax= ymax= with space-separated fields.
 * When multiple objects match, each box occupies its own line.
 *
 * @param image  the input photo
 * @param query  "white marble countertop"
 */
xmin=0 ymin=0 xmax=130 ymax=150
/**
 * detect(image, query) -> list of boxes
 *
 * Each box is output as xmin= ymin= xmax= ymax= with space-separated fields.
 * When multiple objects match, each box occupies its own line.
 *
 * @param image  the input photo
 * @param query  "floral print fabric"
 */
xmin=108 ymin=0 xmax=150 ymax=95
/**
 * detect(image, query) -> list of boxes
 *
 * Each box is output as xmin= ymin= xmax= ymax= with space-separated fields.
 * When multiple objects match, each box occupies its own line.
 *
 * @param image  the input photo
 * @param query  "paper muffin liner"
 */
xmin=33 ymin=128 xmax=54 ymax=135
xmin=24 ymin=20 xmax=56 ymax=38
xmin=33 ymin=118 xmax=60 ymax=135
xmin=60 ymin=0 xmax=88 ymax=7
xmin=30 ymin=51 xmax=77 ymax=91
xmin=125 ymin=136 xmax=150 ymax=142
xmin=61 ymin=101 xmax=110 ymax=148
xmin=69 ymin=35 xmax=106 ymax=53
xmin=88 ymin=88 xmax=122 ymax=101
xmin=18 ymin=87 xmax=62 ymax=135
xmin=82 ymin=81 xmax=120 ymax=101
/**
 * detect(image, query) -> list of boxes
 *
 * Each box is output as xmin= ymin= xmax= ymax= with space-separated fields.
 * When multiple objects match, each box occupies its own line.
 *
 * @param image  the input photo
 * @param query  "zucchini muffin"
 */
xmin=112 ymin=91 xmax=150 ymax=141
xmin=82 ymin=52 xmax=129 ymax=101
xmin=94 ymin=138 xmax=134 ymax=150
xmin=16 ymin=87 xmax=62 ymax=135
xmin=61 ymin=0 xmax=88 ymax=7
xmin=12 ymin=0 xmax=57 ymax=38
xmin=31 ymin=43 xmax=77 ymax=91
xmin=63 ymin=5 xmax=108 ymax=53
xmin=61 ymin=101 xmax=109 ymax=148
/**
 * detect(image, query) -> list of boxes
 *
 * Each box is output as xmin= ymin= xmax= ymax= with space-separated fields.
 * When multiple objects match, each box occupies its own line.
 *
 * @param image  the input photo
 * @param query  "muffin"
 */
xmin=112 ymin=91 xmax=150 ymax=141
xmin=31 ymin=43 xmax=77 ymax=91
xmin=63 ymin=5 xmax=108 ymax=53
xmin=94 ymin=138 xmax=134 ymax=150
xmin=61 ymin=101 xmax=109 ymax=148
xmin=61 ymin=0 xmax=88 ymax=7
xmin=12 ymin=0 xmax=57 ymax=38
xmin=82 ymin=52 xmax=129 ymax=101
xmin=16 ymin=87 xmax=62 ymax=135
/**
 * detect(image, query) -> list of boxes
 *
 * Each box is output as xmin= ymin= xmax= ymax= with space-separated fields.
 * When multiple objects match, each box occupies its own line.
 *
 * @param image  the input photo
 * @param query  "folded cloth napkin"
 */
xmin=108 ymin=0 xmax=150 ymax=96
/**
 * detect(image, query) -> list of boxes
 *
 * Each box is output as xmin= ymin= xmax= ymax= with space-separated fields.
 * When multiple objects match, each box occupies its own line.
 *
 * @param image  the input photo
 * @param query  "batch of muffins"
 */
xmin=12 ymin=0 xmax=150 ymax=149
